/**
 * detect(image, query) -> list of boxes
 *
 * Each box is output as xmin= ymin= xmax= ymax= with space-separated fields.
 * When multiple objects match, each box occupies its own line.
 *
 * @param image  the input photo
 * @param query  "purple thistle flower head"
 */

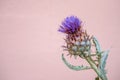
xmin=58 ymin=16 xmax=82 ymax=34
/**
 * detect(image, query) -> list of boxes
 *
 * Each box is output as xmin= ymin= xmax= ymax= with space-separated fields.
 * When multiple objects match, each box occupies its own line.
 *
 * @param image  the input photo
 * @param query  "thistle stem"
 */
xmin=85 ymin=56 xmax=107 ymax=80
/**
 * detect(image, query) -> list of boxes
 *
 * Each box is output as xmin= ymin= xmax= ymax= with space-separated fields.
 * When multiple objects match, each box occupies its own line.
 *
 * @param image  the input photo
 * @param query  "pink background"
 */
xmin=0 ymin=0 xmax=120 ymax=80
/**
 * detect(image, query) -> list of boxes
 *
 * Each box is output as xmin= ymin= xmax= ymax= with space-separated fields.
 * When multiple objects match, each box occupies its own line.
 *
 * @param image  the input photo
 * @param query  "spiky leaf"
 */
xmin=93 ymin=37 xmax=101 ymax=53
xmin=62 ymin=54 xmax=91 ymax=71
xmin=99 ymin=50 xmax=109 ymax=74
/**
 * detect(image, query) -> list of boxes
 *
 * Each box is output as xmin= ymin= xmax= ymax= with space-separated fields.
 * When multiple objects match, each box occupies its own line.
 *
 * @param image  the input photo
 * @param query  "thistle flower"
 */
xmin=58 ymin=16 xmax=82 ymax=34
xmin=58 ymin=16 xmax=92 ymax=58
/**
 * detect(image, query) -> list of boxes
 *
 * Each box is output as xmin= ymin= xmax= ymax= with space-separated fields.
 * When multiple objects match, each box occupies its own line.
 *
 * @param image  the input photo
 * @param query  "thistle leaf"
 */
xmin=99 ymin=50 xmax=109 ymax=74
xmin=93 ymin=37 xmax=101 ymax=53
xmin=62 ymin=54 xmax=91 ymax=71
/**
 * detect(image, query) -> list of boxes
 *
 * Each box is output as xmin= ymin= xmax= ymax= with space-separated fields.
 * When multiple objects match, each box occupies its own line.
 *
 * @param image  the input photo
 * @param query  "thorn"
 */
xmin=62 ymin=45 xmax=67 ymax=48
xmin=70 ymin=54 xmax=72 ymax=58
xmin=74 ymin=55 xmax=77 ymax=59
xmin=67 ymin=54 xmax=70 ymax=56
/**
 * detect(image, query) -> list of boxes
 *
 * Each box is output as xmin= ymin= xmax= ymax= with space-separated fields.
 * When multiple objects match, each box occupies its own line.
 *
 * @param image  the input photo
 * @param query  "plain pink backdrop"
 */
xmin=0 ymin=0 xmax=120 ymax=80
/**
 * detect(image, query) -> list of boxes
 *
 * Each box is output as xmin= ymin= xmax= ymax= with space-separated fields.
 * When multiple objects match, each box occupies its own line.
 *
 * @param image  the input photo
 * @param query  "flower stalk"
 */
xmin=85 ymin=56 xmax=107 ymax=80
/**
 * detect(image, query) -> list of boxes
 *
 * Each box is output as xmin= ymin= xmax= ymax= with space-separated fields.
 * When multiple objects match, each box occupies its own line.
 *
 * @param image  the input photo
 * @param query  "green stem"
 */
xmin=85 ymin=57 xmax=107 ymax=80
